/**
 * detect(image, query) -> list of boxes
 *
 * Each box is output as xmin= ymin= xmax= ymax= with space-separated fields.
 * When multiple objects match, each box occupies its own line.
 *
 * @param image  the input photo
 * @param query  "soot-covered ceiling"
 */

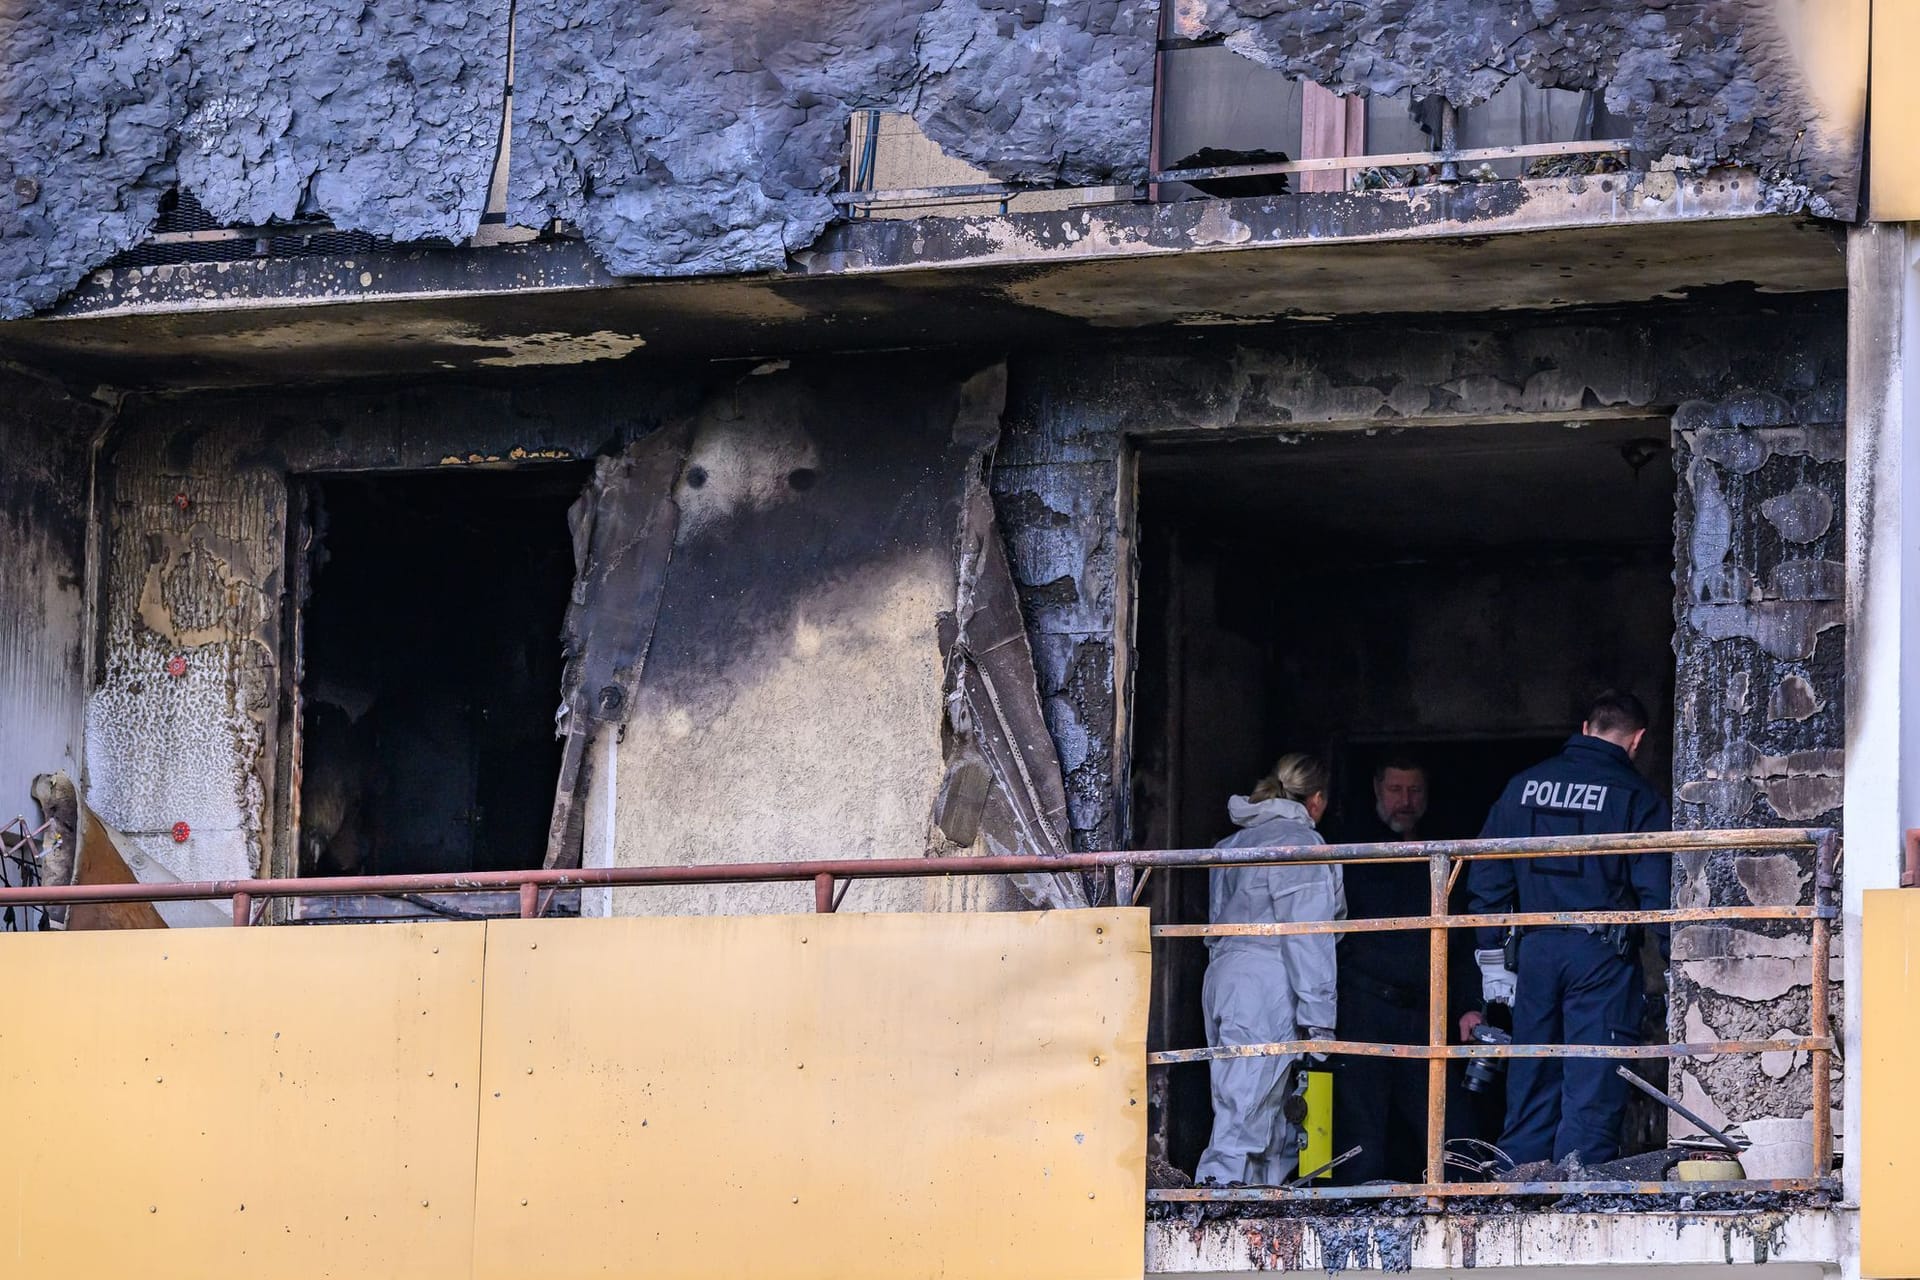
xmin=1140 ymin=417 xmax=1679 ymax=562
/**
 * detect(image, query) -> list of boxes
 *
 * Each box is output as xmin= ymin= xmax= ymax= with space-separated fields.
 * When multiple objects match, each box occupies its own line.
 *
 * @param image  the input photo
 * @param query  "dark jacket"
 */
xmin=1332 ymin=808 xmax=1479 ymax=1019
xmin=1465 ymin=734 xmax=1671 ymax=949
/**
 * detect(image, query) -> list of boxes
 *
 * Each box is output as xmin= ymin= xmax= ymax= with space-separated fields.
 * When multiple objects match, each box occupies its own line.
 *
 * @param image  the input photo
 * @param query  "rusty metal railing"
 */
xmin=1146 ymin=826 xmax=1839 ymax=1202
xmin=0 ymin=826 xmax=1836 ymax=1201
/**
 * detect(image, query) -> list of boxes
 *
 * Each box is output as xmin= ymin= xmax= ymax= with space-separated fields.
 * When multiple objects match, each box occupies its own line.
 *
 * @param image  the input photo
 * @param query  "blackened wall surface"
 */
xmin=507 ymin=0 xmax=1155 ymax=278
xmin=996 ymin=295 xmax=1846 ymax=1148
xmin=1184 ymin=0 xmax=1864 ymax=218
xmin=0 ymin=0 xmax=506 ymax=319
xmin=0 ymin=371 xmax=97 ymax=827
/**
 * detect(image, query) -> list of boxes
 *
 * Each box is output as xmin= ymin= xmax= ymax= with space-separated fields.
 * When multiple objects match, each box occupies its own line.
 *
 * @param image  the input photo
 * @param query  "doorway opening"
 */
xmin=1130 ymin=418 xmax=1677 ymax=1181
xmin=288 ymin=466 xmax=587 ymax=905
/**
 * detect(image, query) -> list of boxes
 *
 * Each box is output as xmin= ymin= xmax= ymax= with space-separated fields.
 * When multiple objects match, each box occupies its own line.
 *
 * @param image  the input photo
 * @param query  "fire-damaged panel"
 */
xmin=1177 ymin=0 xmax=1867 ymax=218
xmin=0 ymin=0 xmax=506 ymax=318
xmin=572 ymin=356 xmax=1091 ymax=913
xmin=507 ymin=0 xmax=1155 ymax=278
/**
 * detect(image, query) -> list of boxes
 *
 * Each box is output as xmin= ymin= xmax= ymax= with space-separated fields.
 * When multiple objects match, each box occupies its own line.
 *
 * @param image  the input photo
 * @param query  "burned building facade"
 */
xmin=3 ymin=0 xmax=1915 ymax=1274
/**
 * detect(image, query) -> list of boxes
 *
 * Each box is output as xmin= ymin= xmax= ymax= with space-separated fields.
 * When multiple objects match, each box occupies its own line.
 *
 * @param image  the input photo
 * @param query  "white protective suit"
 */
xmin=1195 ymin=795 xmax=1346 ymax=1186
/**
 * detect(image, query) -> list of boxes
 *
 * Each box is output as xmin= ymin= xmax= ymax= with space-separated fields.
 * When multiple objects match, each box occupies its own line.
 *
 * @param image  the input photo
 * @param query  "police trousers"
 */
xmin=1502 ymin=929 xmax=1643 ymax=1166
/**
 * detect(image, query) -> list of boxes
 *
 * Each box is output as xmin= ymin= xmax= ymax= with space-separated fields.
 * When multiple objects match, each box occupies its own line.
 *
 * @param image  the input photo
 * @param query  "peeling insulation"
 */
xmin=0 ymin=0 xmax=507 ymax=318
xmin=0 ymin=0 xmax=1864 ymax=312
xmin=507 ymin=0 xmax=1155 ymax=278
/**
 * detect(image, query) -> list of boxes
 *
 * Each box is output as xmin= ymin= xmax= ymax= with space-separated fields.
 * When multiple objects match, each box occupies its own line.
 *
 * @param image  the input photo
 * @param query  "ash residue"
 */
xmin=1146 ymin=1186 xmax=1832 ymax=1222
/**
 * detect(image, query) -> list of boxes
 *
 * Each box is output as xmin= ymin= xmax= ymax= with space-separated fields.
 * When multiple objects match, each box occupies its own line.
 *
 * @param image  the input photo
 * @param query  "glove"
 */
xmin=1476 ymin=948 xmax=1517 ymax=1007
xmin=1303 ymin=1026 xmax=1334 ymax=1063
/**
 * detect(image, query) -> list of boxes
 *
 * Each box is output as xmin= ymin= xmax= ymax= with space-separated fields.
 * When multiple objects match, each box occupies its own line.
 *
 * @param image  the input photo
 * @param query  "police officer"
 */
xmin=1464 ymin=691 xmax=1670 ymax=1167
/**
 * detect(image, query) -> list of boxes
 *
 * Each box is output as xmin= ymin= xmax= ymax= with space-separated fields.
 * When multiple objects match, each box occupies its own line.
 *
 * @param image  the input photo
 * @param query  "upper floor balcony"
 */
xmin=0 ymin=823 xmax=1881 ymax=1278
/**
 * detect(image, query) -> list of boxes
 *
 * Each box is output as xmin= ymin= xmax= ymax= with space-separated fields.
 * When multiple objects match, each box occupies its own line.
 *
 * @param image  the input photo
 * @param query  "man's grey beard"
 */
xmin=1377 ymin=803 xmax=1422 ymax=835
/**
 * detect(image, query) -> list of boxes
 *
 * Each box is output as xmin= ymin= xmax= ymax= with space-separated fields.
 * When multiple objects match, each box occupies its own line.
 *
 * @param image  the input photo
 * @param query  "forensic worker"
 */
xmin=1196 ymin=753 xmax=1347 ymax=1186
xmin=1464 ymin=691 xmax=1670 ymax=1167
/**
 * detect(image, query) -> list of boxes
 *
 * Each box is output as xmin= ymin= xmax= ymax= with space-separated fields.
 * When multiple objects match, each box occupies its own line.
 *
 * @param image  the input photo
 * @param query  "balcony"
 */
xmin=0 ymin=827 xmax=1849 ymax=1276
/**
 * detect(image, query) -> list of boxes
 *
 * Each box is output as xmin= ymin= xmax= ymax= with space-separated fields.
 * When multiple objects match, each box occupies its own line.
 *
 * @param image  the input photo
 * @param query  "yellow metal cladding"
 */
xmin=0 ymin=910 xmax=1148 ymax=1278
xmin=1872 ymin=0 xmax=1920 ymax=220
xmin=470 ymin=909 xmax=1150 ymax=1280
xmin=1863 ymin=889 xmax=1920 ymax=1276
xmin=0 ymin=922 xmax=487 ymax=1279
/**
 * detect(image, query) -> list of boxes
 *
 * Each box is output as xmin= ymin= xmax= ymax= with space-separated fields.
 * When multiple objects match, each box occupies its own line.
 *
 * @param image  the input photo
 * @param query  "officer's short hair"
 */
xmin=1586 ymin=689 xmax=1650 ymax=736
xmin=1373 ymin=754 xmax=1426 ymax=782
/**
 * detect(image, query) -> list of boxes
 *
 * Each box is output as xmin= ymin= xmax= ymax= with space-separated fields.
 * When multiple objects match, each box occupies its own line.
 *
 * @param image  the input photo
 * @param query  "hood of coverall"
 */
xmin=1226 ymin=794 xmax=1313 ymax=829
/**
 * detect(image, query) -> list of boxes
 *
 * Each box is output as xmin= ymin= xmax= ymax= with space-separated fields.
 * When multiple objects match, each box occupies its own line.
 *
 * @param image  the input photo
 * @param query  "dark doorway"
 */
xmin=292 ymin=466 xmax=587 ymax=882
xmin=1129 ymin=419 xmax=1678 ymax=1179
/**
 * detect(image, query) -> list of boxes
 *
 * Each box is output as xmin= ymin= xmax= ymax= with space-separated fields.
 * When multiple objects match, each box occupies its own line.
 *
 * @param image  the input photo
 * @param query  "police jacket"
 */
xmin=1465 ymin=734 xmax=1670 ymax=950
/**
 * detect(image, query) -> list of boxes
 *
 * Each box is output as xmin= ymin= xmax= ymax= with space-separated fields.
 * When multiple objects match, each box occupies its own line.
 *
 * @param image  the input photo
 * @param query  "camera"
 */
xmin=1463 ymin=1021 xmax=1511 ymax=1094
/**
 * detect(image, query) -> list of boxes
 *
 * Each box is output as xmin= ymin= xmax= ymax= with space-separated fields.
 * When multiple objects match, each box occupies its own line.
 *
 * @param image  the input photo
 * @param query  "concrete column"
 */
xmin=1843 ymin=222 xmax=1920 ymax=1208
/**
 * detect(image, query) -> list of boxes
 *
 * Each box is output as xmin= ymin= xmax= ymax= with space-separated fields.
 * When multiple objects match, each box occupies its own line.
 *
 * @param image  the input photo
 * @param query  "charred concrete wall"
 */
xmin=996 ymin=295 xmax=1847 ymax=1150
xmin=90 ymin=359 xmax=1082 ymax=914
xmin=0 ymin=371 xmax=98 ymax=830
xmin=1669 ymin=383 xmax=1846 ymax=1173
xmin=86 ymin=302 xmax=1844 ymax=1154
xmin=4 ymin=0 xmax=1862 ymax=315
xmin=588 ymin=357 xmax=1040 ymax=915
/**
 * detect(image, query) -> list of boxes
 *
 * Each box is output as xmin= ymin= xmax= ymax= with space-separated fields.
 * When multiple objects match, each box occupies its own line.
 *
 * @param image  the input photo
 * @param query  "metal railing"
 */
xmin=1147 ymin=826 xmax=1839 ymax=1202
xmin=0 ymin=826 xmax=1836 ymax=1202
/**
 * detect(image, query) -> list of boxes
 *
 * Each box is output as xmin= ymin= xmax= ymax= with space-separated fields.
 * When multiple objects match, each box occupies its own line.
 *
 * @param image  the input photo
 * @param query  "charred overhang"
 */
xmin=0 ymin=178 xmax=1844 ymax=392
xmin=1 ymin=0 xmax=1860 ymax=318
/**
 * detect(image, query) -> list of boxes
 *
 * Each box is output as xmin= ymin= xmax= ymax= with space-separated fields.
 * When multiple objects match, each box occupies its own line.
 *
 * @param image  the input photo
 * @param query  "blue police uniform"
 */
xmin=1466 ymin=733 xmax=1670 ymax=1166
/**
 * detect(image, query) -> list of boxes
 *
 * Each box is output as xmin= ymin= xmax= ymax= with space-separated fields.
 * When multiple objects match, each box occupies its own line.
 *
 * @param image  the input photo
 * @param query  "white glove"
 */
xmin=1303 ymin=1026 xmax=1334 ymax=1062
xmin=1476 ymin=948 xmax=1517 ymax=1007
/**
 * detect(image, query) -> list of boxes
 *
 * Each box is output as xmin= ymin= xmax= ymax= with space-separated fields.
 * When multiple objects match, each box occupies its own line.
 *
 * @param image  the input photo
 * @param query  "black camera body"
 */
xmin=1463 ymin=1021 xmax=1512 ymax=1094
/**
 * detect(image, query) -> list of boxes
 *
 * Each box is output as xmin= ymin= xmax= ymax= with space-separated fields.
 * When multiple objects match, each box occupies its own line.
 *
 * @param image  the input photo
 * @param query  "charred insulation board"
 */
xmin=507 ymin=0 xmax=1156 ymax=278
xmin=0 ymin=0 xmax=506 ymax=318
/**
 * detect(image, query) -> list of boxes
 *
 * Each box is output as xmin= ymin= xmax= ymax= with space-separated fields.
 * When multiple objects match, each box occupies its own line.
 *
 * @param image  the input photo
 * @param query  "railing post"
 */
xmin=815 ymin=873 xmax=835 ymax=913
xmin=231 ymin=892 xmax=251 ymax=928
xmin=519 ymin=883 xmax=539 ymax=919
xmin=1426 ymin=848 xmax=1450 ymax=1187
xmin=1809 ymin=830 xmax=1837 ymax=1176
